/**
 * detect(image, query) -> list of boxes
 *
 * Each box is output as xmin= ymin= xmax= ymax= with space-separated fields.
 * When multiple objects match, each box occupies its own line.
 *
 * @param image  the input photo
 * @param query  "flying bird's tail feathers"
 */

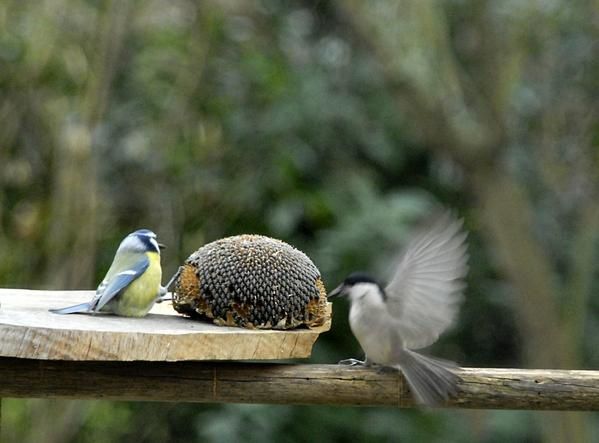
xmin=397 ymin=349 xmax=460 ymax=406
xmin=49 ymin=302 xmax=93 ymax=315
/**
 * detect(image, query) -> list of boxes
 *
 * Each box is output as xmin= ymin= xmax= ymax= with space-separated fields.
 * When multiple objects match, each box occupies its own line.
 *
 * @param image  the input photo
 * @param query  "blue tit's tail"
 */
xmin=397 ymin=349 xmax=461 ymax=406
xmin=49 ymin=302 xmax=93 ymax=315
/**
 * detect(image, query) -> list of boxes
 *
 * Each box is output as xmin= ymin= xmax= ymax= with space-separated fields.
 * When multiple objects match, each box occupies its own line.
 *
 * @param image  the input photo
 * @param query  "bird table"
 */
xmin=0 ymin=289 xmax=330 ymax=361
xmin=1 ymin=288 xmax=599 ymax=411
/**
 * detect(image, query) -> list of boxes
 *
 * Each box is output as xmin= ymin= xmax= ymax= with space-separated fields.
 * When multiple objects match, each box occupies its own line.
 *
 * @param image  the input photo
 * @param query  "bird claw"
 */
xmin=155 ymin=294 xmax=172 ymax=304
xmin=338 ymin=358 xmax=366 ymax=366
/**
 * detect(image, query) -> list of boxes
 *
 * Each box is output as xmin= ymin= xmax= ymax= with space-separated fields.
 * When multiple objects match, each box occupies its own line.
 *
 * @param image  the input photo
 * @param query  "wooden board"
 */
xmin=0 ymin=289 xmax=331 ymax=362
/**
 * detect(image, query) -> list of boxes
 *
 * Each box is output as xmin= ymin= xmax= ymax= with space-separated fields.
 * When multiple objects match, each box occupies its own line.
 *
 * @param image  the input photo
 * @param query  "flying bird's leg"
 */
xmin=338 ymin=355 xmax=374 ymax=366
xmin=338 ymin=358 xmax=365 ymax=366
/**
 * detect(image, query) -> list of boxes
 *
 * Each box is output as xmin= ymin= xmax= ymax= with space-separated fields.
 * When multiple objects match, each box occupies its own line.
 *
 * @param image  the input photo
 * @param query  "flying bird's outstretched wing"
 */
xmin=385 ymin=212 xmax=468 ymax=350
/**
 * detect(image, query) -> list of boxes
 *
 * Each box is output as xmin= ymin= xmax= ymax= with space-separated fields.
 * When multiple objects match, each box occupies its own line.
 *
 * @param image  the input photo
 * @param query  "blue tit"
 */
xmin=50 ymin=229 xmax=167 ymax=317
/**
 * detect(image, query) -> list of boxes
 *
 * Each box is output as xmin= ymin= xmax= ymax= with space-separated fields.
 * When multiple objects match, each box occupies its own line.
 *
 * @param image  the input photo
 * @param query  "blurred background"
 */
xmin=0 ymin=0 xmax=597 ymax=441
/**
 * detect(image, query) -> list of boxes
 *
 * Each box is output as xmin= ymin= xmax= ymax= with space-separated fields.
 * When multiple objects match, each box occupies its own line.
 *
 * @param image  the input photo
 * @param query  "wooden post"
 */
xmin=1 ymin=359 xmax=599 ymax=410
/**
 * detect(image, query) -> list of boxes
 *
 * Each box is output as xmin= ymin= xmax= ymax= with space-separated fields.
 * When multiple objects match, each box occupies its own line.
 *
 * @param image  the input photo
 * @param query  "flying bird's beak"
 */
xmin=158 ymin=242 xmax=166 ymax=250
xmin=327 ymin=283 xmax=346 ymax=299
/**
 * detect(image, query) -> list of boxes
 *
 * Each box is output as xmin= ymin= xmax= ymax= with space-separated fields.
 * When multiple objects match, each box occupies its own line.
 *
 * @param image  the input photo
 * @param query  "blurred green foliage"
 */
xmin=0 ymin=0 xmax=597 ymax=442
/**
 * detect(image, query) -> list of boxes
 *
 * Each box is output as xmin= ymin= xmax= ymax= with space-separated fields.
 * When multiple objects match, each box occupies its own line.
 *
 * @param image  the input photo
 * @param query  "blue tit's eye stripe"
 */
xmin=134 ymin=233 xmax=160 ymax=253
xmin=149 ymin=238 xmax=160 ymax=253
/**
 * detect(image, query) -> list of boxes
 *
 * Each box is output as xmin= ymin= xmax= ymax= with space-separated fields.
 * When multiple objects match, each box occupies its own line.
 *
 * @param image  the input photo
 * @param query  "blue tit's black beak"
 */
xmin=158 ymin=242 xmax=166 ymax=250
xmin=327 ymin=283 xmax=347 ymax=299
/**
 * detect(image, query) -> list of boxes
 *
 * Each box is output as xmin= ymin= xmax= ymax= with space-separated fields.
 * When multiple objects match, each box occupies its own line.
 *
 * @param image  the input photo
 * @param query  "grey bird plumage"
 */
xmin=329 ymin=212 xmax=469 ymax=406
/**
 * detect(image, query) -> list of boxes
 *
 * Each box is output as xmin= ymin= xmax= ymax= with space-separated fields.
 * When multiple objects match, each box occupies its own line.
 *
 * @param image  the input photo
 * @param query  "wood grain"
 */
xmin=0 ymin=289 xmax=331 ymax=361
xmin=1 ymin=359 xmax=598 ymax=410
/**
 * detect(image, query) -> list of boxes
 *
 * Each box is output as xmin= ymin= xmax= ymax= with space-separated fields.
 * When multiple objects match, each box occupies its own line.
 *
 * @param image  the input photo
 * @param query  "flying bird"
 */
xmin=329 ymin=212 xmax=469 ymax=405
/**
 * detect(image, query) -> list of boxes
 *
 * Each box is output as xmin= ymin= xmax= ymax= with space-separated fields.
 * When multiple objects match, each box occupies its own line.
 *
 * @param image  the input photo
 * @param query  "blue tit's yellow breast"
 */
xmin=113 ymin=251 xmax=162 ymax=317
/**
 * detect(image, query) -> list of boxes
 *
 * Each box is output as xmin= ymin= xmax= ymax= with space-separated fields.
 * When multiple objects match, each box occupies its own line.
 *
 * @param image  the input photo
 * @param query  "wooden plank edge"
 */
xmin=0 ymin=324 xmax=324 ymax=361
xmin=1 ymin=359 xmax=598 ymax=410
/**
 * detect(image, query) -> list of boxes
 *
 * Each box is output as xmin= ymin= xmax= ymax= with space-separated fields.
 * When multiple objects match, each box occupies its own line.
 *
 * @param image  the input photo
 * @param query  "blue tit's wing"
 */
xmin=94 ymin=255 xmax=150 ymax=312
xmin=385 ymin=212 xmax=468 ymax=350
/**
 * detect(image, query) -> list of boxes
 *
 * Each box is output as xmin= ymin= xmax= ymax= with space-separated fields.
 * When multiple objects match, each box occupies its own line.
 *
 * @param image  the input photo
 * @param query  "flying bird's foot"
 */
xmin=338 ymin=358 xmax=366 ymax=366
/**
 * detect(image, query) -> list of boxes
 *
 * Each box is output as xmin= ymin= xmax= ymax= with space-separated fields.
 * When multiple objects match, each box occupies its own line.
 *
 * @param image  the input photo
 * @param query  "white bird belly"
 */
xmin=349 ymin=302 xmax=397 ymax=365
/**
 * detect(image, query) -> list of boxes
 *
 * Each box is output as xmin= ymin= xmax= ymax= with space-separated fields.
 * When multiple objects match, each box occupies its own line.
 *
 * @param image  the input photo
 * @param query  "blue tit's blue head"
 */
xmin=117 ymin=229 xmax=164 ymax=255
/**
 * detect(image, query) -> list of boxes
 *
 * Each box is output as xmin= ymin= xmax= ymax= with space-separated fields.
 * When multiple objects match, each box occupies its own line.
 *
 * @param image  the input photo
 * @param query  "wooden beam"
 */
xmin=1 ymin=358 xmax=598 ymax=410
